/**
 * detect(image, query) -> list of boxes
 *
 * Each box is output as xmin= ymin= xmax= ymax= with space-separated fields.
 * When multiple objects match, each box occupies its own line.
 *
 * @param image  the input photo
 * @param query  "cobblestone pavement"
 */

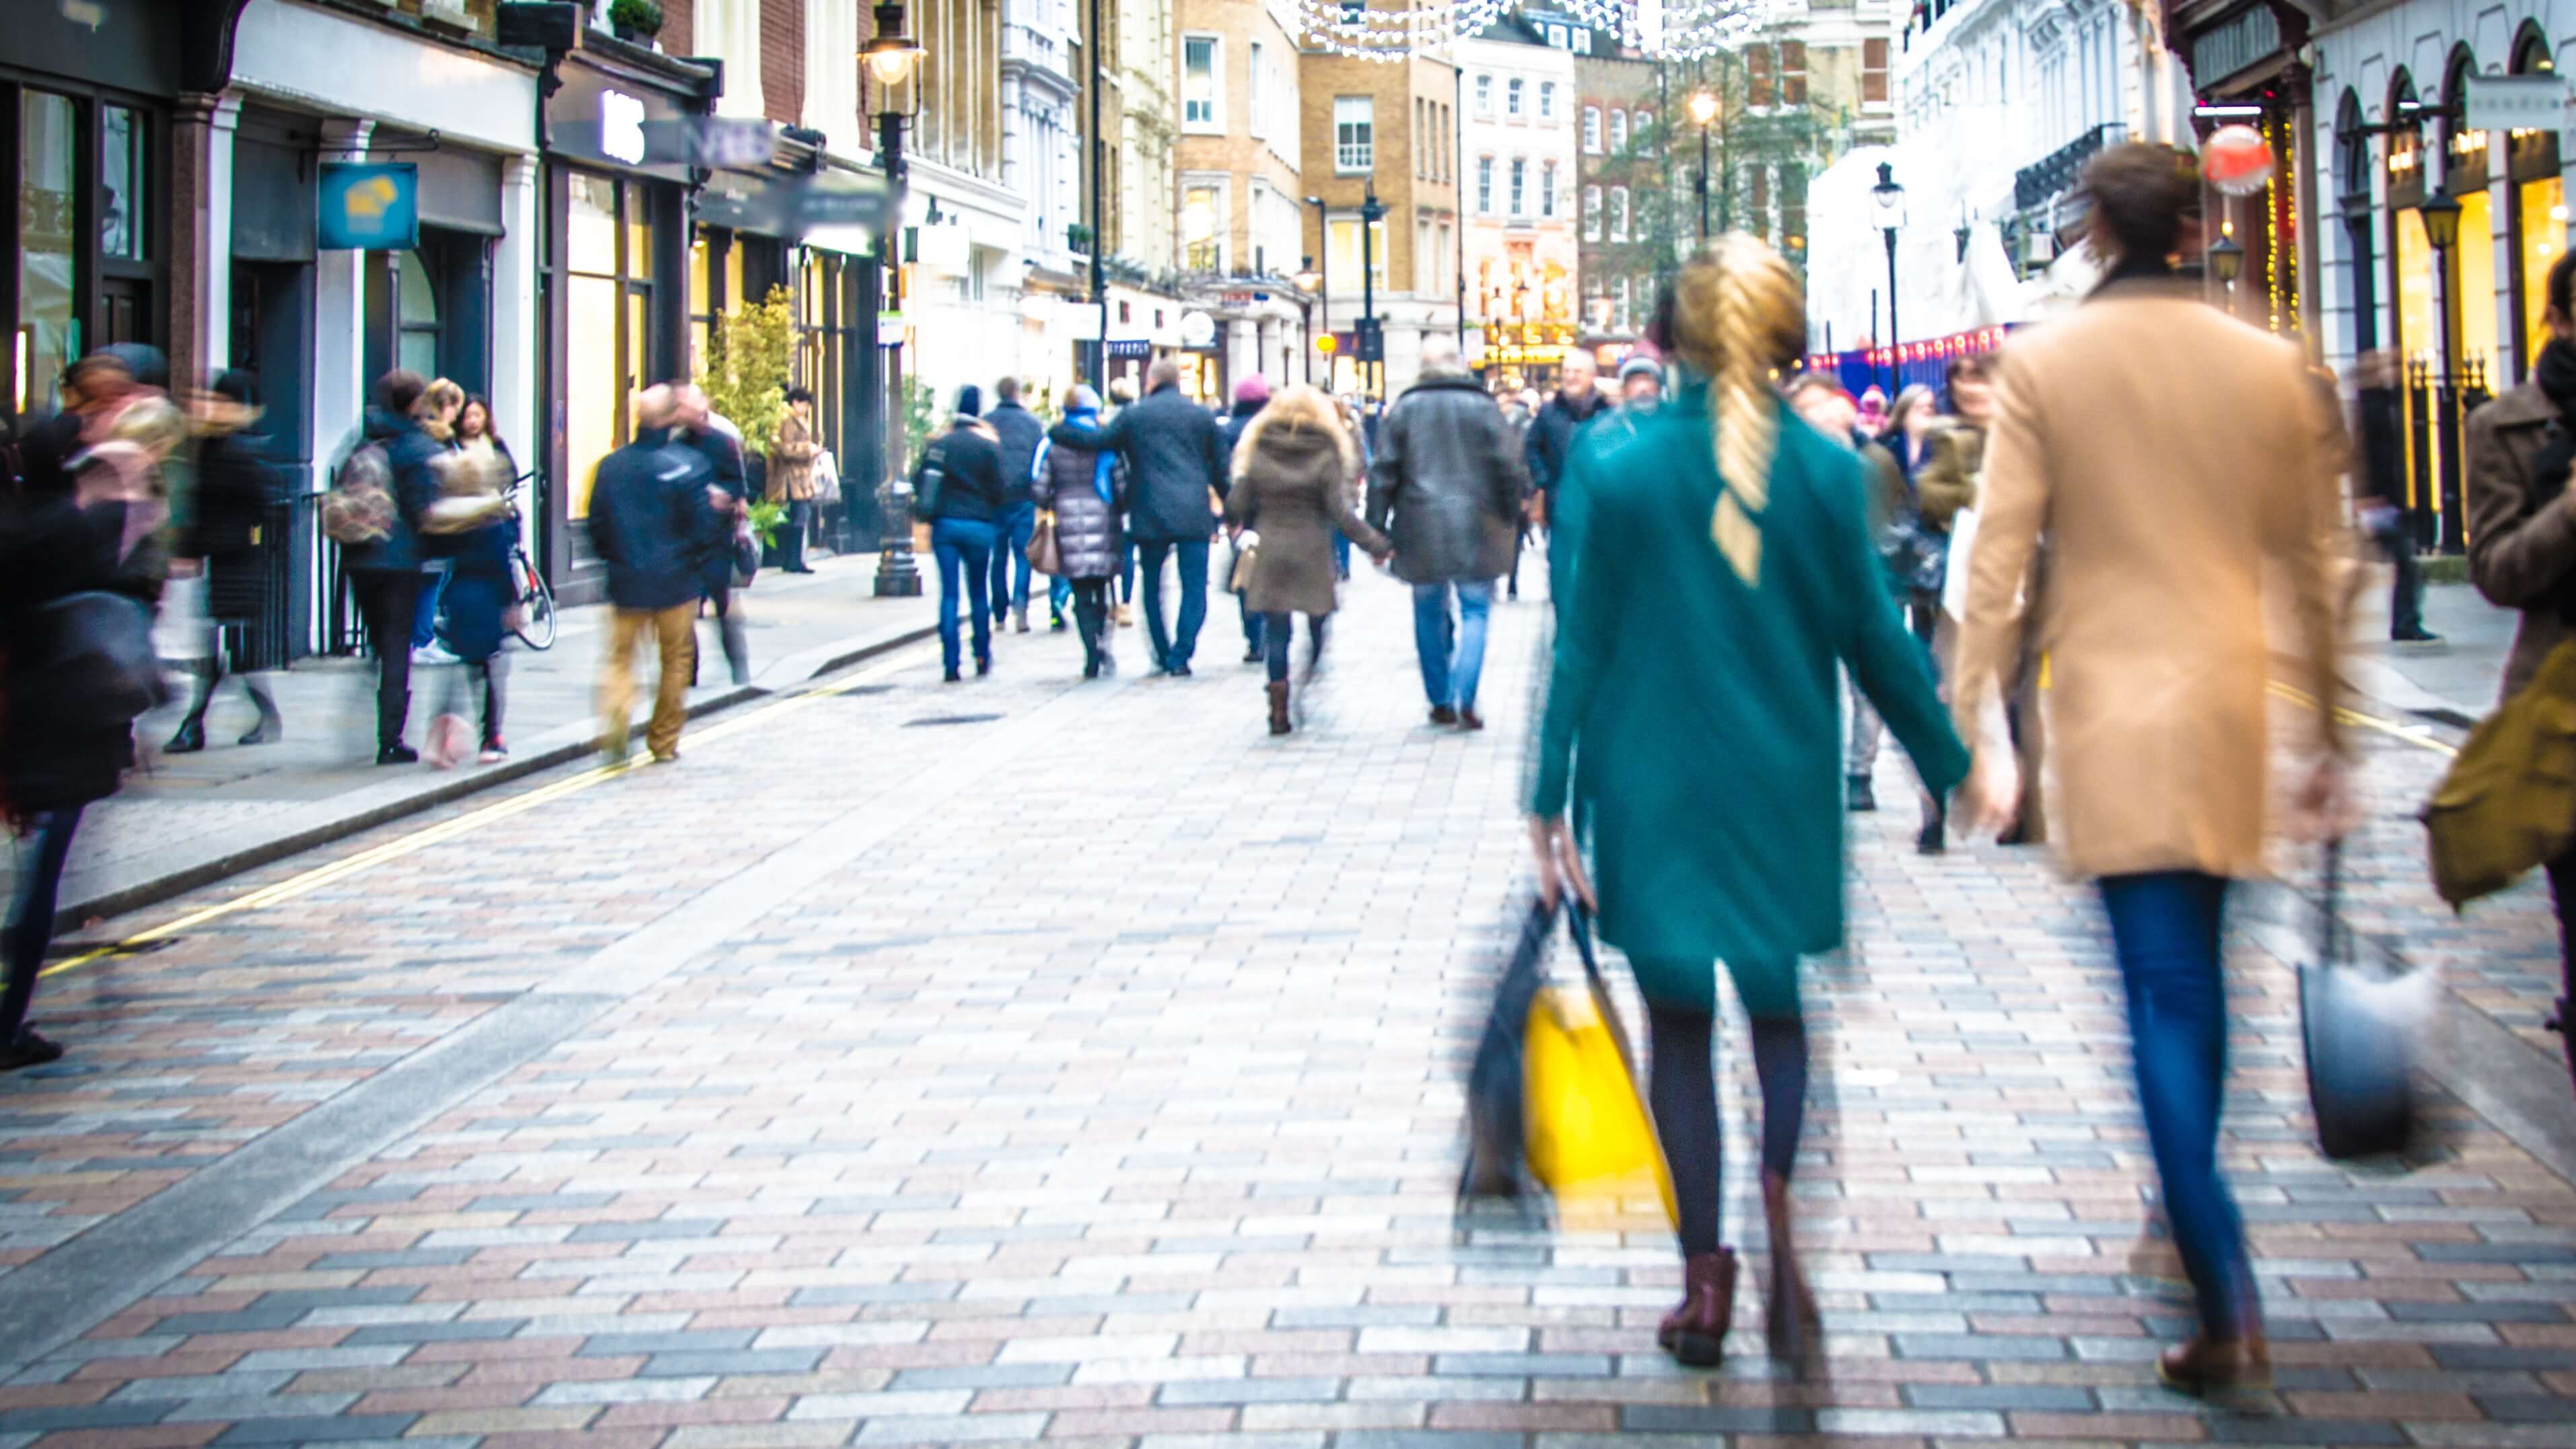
xmin=1 ymin=561 xmax=2571 ymax=1447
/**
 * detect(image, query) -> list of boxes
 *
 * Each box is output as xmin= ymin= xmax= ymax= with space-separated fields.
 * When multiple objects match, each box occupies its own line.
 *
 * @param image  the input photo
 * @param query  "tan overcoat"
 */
xmin=1952 ymin=279 xmax=2346 ymax=881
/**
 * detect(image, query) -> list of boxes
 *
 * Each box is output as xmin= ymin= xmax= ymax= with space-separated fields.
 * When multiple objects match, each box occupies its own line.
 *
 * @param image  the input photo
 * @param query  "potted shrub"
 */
xmin=606 ymin=0 xmax=663 ymax=45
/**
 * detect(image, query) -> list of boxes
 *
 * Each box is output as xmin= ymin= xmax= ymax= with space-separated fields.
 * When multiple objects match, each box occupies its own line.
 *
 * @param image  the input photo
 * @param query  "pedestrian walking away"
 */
xmin=2359 ymin=349 xmax=2438 ymax=642
xmin=1218 ymin=375 xmax=1273 ymax=663
xmin=1524 ymin=349 xmax=1605 ymax=576
xmin=165 ymin=369 xmax=286 ymax=753
xmin=1787 ymin=374 xmax=1912 ymax=814
xmin=1222 ymin=384 xmax=1390 ymax=734
xmin=985 ymin=376 xmax=1047 ymax=633
xmin=767 ymin=387 xmax=823 ymax=575
xmin=1048 ymin=358 xmax=1228 ymax=676
xmin=669 ymin=385 xmax=753 ymax=685
xmin=2466 ymin=246 xmax=2576 ymax=1098
xmin=341 ymin=370 xmax=447 ymax=764
xmin=1 ymin=425 xmax=173 ymax=1071
xmin=588 ymin=385 xmax=724 ymax=765
xmin=419 ymin=398 xmax=522 ymax=765
xmin=914 ymin=385 xmax=1008 ymax=682
xmin=407 ymin=378 xmax=465 ymax=664
xmin=1030 ymin=385 xmax=1127 ymax=678
xmin=1951 ymin=142 xmax=2350 ymax=1401
xmin=1368 ymin=338 xmax=1528 ymax=730
xmin=1529 ymin=234 xmax=1968 ymax=1373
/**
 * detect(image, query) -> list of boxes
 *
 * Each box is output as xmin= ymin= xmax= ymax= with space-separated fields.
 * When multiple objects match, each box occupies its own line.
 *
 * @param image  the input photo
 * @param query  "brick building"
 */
xmin=1175 ymin=0 xmax=1313 ymax=397
xmin=1298 ymin=24 xmax=1461 ymax=399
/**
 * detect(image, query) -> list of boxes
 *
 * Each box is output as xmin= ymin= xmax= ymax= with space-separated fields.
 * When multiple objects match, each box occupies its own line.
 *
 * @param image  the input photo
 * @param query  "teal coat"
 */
xmin=1529 ymin=384 xmax=1970 ymax=1016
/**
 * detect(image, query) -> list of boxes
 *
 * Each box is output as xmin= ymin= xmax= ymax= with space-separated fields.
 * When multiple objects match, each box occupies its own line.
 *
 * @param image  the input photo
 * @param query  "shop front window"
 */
xmin=2521 ymin=176 xmax=2564 ymax=369
xmin=2455 ymin=187 xmax=2498 ymax=382
xmin=565 ymin=173 xmax=655 ymax=519
xmin=396 ymin=251 xmax=441 ymax=379
xmin=18 ymin=91 xmax=78 ymax=415
xmin=2394 ymin=207 xmax=2434 ymax=518
xmin=101 ymin=105 xmax=144 ymax=262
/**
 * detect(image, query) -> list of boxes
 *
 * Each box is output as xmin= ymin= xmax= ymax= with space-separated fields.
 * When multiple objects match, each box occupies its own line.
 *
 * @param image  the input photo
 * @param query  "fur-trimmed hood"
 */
xmin=1231 ymin=385 xmax=1357 ymax=487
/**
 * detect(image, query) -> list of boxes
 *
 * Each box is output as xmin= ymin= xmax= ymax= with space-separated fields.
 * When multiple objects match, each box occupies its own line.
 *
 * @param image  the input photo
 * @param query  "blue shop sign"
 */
xmin=318 ymin=163 xmax=419 ymax=250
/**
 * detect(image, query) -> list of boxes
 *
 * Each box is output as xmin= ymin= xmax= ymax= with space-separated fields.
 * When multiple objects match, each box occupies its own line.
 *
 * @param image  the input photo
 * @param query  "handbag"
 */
xmin=2423 ymin=638 xmax=2576 ymax=907
xmin=815 ymin=449 xmax=841 ymax=508
xmin=2301 ymin=841 xmax=2432 ymax=1160
xmin=1027 ymin=511 xmax=1066 ymax=576
xmin=1228 ymin=532 xmax=1260 ymax=595
xmin=911 ymin=438 xmax=948 ymax=522
xmin=732 ymin=517 xmax=760 ymax=587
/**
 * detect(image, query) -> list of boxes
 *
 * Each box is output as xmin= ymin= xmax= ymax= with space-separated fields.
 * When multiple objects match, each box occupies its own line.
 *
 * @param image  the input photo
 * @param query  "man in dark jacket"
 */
xmin=1368 ymin=341 xmax=1530 ymax=730
xmin=1047 ymin=358 xmax=1228 ymax=675
xmin=589 ymin=386 xmax=722 ymax=765
xmin=671 ymin=385 xmax=753 ymax=684
xmin=1217 ymin=375 xmax=1272 ymax=663
xmin=1523 ymin=350 xmax=1603 ymax=526
xmin=2356 ymin=349 xmax=2437 ymax=642
xmin=343 ymin=370 xmax=446 ymax=764
xmin=985 ymin=376 xmax=1047 ymax=635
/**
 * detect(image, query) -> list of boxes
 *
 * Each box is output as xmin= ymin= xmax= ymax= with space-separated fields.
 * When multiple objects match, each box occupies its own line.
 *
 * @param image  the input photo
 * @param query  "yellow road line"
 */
xmin=2267 ymin=680 xmax=2460 ymax=759
xmin=40 ymin=647 xmax=930 ymax=980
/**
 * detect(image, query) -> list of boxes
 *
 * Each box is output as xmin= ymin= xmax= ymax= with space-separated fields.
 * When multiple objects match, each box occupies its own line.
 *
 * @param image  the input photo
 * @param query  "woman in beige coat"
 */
xmin=1953 ymin=143 xmax=2348 ymax=1400
xmin=1223 ymin=385 xmax=1388 ymax=734
xmin=766 ymin=388 xmax=821 ymax=573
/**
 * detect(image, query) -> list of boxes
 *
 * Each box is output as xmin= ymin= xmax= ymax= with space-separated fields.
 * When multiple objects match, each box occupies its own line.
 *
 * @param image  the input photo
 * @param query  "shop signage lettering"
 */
xmin=2466 ymin=75 xmax=2570 ymax=133
xmin=599 ymin=90 xmax=647 ymax=166
xmin=640 ymin=118 xmax=777 ymax=170
xmin=1106 ymin=340 xmax=1152 ymax=359
xmin=318 ymin=162 xmax=419 ymax=250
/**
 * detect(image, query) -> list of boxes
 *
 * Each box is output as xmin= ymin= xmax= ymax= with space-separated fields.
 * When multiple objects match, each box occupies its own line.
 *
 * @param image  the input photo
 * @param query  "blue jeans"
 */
xmin=2 ymin=806 xmax=83 ymax=1046
xmin=989 ymin=501 xmax=1036 ymax=619
xmin=412 ymin=565 xmax=448 ymax=649
xmin=930 ymin=517 xmax=997 ymax=673
xmin=1412 ymin=579 xmax=1495 ymax=711
xmin=1333 ymin=526 xmax=1353 ymax=577
xmin=2098 ymin=871 xmax=2253 ymax=1338
xmin=1136 ymin=538 xmax=1210 ymax=671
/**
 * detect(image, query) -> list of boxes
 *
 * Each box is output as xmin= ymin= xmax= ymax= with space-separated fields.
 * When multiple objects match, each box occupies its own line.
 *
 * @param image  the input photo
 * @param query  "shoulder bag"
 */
xmin=1026 ymin=510 xmax=1065 ymax=575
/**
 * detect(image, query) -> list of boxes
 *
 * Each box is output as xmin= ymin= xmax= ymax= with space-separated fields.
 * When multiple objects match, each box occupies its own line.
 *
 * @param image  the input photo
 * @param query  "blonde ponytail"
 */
xmin=1663 ymin=234 xmax=1805 ymax=586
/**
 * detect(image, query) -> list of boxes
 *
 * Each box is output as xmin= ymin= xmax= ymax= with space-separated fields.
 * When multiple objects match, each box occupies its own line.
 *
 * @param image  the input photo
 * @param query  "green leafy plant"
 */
xmin=606 ymin=0 xmax=664 ymax=38
xmin=697 ymin=284 xmax=794 ymax=460
xmin=901 ymin=374 xmax=938 ymax=474
xmin=742 ymin=497 xmax=788 ymax=549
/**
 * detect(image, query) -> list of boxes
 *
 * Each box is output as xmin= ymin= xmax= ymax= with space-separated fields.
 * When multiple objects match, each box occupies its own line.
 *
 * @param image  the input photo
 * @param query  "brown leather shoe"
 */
xmin=1266 ymin=680 xmax=1292 ymax=736
xmin=1457 ymin=708 xmax=1485 ymax=732
xmin=1762 ymin=1172 xmax=1822 ymax=1366
xmin=1657 ymin=1248 xmax=1737 ymax=1368
xmin=2157 ymin=1332 xmax=2270 ymax=1399
xmin=1429 ymin=704 xmax=1459 ymax=726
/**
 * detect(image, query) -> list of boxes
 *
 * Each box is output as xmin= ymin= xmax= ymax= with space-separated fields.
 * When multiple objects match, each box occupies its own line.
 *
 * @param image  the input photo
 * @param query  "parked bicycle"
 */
xmin=507 ymin=469 xmax=557 ymax=650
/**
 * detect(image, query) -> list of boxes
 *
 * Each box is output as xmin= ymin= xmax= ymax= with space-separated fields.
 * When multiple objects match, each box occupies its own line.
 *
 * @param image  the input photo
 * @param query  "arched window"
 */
xmin=2509 ymin=22 xmax=2563 ymax=380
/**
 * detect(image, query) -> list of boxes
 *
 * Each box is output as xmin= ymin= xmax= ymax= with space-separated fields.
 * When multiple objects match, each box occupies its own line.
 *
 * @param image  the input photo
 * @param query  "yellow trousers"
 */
xmin=599 ymin=602 xmax=697 ymax=760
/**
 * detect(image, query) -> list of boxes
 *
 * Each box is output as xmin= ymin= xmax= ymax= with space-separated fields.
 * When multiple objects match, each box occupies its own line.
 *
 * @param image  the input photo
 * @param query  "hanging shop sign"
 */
xmin=2467 ymin=75 xmax=2571 ymax=133
xmin=1179 ymin=310 xmax=1218 ymax=347
xmin=318 ymin=162 xmax=419 ymax=250
xmin=1106 ymin=339 xmax=1154 ymax=360
xmin=640 ymin=117 xmax=777 ymax=169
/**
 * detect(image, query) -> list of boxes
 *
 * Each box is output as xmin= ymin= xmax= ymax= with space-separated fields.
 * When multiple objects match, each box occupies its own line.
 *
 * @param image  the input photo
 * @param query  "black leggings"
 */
xmin=2544 ymin=855 xmax=2576 ymax=1099
xmin=1646 ymin=1001 xmax=1809 ymax=1257
xmin=1070 ymin=578 xmax=1113 ymax=666
xmin=1260 ymin=611 xmax=1327 ymax=683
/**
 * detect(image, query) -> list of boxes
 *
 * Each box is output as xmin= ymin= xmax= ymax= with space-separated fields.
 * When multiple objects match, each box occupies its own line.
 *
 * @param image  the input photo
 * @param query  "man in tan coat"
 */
xmin=1953 ymin=142 xmax=2349 ymax=1401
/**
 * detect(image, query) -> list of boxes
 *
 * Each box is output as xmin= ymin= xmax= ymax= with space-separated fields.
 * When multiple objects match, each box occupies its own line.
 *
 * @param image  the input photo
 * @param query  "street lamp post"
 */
xmin=862 ymin=1 xmax=925 ymax=598
xmin=1871 ymin=162 xmax=1905 ymax=399
xmin=1085 ymin=0 xmax=1107 ymax=386
xmin=1360 ymin=183 xmax=1385 ymax=402
xmin=1688 ymin=89 xmax=1718 ymax=242
xmin=1304 ymin=195 xmax=1328 ymax=388
xmin=1294 ymin=258 xmax=1321 ymax=386
xmin=2422 ymin=189 xmax=2464 ymax=553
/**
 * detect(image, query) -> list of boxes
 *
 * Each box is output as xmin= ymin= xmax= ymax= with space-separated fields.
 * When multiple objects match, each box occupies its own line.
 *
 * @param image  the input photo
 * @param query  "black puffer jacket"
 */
xmin=1 ymin=495 xmax=162 ymax=814
xmin=987 ymin=400 xmax=1046 ymax=509
xmin=1366 ymin=370 xmax=1529 ymax=585
xmin=1048 ymin=382 xmax=1227 ymax=543
xmin=588 ymin=437 xmax=720 ymax=612
xmin=1031 ymin=421 xmax=1127 ymax=579
xmin=1523 ymin=387 xmax=1606 ymax=499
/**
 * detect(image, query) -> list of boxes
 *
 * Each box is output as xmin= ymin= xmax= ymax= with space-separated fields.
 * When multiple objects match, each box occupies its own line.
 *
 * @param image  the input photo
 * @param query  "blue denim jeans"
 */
xmin=1136 ymin=538 xmax=1210 ymax=671
xmin=2098 ymin=871 xmax=2253 ymax=1338
xmin=930 ymin=517 xmax=998 ymax=674
xmin=1411 ymin=579 xmax=1495 ymax=711
xmin=1 ymin=806 xmax=83 ymax=1046
xmin=989 ymin=501 xmax=1036 ymax=620
xmin=412 ymin=565 xmax=448 ymax=649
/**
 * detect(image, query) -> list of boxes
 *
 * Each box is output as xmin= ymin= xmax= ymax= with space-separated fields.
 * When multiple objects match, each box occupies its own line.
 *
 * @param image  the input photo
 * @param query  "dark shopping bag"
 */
xmin=1461 ymin=902 xmax=1554 ymax=1200
xmin=2301 ymin=841 xmax=2433 ymax=1160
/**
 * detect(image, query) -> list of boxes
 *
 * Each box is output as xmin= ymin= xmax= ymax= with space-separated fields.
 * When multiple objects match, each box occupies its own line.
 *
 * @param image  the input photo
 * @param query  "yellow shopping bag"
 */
xmin=1522 ymin=915 xmax=1677 ymax=1231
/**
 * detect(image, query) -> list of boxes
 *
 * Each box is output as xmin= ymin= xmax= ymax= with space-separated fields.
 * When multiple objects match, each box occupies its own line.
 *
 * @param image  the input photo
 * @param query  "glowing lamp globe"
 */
xmin=2204 ymin=124 xmax=2275 ymax=197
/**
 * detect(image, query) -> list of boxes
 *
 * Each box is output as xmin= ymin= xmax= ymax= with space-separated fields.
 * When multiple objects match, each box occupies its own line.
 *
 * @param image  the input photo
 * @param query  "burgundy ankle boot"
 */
xmin=1762 ymin=1171 xmax=1822 ymax=1366
xmin=1657 ymin=1248 xmax=1737 ymax=1368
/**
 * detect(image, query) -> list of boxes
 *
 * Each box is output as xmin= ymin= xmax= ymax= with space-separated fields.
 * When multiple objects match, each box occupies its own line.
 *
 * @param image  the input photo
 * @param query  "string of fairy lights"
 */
xmin=1294 ymin=0 xmax=1767 ymax=63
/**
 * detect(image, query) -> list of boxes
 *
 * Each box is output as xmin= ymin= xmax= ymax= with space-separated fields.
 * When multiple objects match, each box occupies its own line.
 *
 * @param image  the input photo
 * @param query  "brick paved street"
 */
xmin=1 ymin=562 xmax=2572 ymax=1447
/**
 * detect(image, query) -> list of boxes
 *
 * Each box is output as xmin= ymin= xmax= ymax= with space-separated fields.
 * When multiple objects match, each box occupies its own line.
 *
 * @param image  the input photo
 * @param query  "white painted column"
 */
xmin=1226 ymin=316 xmax=1259 ymax=390
xmin=195 ymin=94 xmax=244 ymax=376
xmin=312 ymin=119 xmax=374 ymax=474
xmin=492 ymin=151 xmax=541 ymax=493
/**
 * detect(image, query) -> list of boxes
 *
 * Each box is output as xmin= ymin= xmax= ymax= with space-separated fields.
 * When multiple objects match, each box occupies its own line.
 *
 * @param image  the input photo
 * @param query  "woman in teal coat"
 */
xmin=1528 ymin=235 xmax=1969 ymax=1370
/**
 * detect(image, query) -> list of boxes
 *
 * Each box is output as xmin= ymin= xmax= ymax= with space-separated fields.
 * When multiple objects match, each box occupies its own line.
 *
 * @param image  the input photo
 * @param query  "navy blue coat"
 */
xmin=588 ymin=438 xmax=720 ymax=612
xmin=340 ymin=408 xmax=445 ymax=575
xmin=1048 ymin=383 xmax=1228 ymax=543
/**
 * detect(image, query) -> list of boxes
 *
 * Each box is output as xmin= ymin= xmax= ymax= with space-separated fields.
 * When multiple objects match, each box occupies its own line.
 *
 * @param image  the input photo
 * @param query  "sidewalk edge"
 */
xmin=53 ymin=625 xmax=935 ymax=935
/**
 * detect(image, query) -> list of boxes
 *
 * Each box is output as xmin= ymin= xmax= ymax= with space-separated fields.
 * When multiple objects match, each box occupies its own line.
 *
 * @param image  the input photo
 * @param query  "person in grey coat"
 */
xmin=1366 ymin=340 xmax=1530 ymax=730
xmin=1030 ymin=386 xmax=1129 ymax=678
xmin=1223 ymin=384 xmax=1390 ymax=734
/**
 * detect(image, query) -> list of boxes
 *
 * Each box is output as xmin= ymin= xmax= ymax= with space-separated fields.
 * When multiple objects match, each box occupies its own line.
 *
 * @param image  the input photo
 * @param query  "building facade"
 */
xmin=1004 ymin=0 xmax=1086 ymax=404
xmin=1175 ymin=0 xmax=1312 ymax=398
xmin=1459 ymin=11 xmax=1581 ymax=390
xmin=1297 ymin=32 xmax=1461 ymax=398
xmin=1573 ymin=24 xmax=1661 ymax=364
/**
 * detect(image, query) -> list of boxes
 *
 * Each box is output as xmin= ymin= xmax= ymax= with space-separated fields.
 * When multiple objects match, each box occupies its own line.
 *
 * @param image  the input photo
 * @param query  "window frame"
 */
xmin=1609 ymin=108 xmax=1627 ymax=153
xmin=1582 ymin=184 xmax=1601 ymax=241
xmin=1508 ymin=77 xmax=1525 ymax=119
xmin=1609 ymin=185 xmax=1628 ymax=242
xmin=1582 ymin=106 xmax=1601 ymax=153
xmin=1477 ymin=155 xmax=1494 ymax=215
xmin=1333 ymin=94 xmax=1374 ymax=175
xmin=1539 ymin=81 xmax=1556 ymax=120
xmin=1540 ymin=160 xmax=1556 ymax=219
xmin=1181 ymin=33 xmax=1222 ymax=133
xmin=1509 ymin=155 xmax=1527 ymax=216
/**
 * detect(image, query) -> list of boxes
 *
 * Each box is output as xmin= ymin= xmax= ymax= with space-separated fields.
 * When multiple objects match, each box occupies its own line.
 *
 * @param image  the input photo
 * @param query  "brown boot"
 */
xmin=1266 ymin=680 xmax=1292 ymax=736
xmin=1656 ymin=1248 xmax=1737 ymax=1368
xmin=2157 ymin=1331 xmax=2270 ymax=1399
xmin=1762 ymin=1171 xmax=1822 ymax=1365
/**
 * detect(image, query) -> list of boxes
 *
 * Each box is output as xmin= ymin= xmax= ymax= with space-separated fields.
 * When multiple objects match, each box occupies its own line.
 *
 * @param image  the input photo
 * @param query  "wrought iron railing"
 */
xmin=2015 ymin=122 xmax=2127 ymax=212
xmin=2404 ymin=355 xmax=2492 ymax=555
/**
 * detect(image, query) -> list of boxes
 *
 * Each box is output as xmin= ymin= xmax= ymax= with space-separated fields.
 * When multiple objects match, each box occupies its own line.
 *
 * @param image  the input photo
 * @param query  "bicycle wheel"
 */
xmin=514 ymin=565 xmax=558 ymax=651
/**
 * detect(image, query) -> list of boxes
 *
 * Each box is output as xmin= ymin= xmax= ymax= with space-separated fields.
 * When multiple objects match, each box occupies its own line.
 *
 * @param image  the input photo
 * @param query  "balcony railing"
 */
xmin=2014 ymin=122 xmax=2126 ymax=211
